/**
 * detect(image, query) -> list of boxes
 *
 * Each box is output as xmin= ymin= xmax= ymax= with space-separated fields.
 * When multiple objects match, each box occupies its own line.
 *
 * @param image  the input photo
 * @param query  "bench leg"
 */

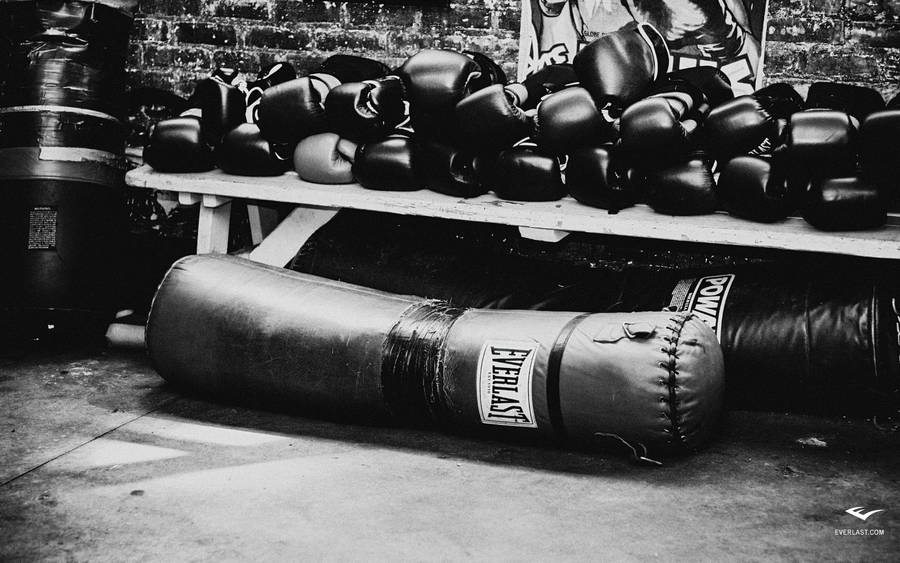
xmin=248 ymin=205 xmax=339 ymax=267
xmin=197 ymin=195 xmax=232 ymax=254
xmin=247 ymin=203 xmax=281 ymax=245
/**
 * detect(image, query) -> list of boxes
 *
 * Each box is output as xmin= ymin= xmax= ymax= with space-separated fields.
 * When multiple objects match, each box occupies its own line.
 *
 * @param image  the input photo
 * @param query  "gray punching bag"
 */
xmin=0 ymin=1 xmax=134 ymax=348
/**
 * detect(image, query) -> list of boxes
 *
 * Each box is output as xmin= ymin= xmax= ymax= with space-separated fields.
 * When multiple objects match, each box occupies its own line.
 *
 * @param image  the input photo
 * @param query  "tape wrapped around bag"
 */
xmin=0 ymin=1 xmax=132 ymax=115
xmin=0 ymin=106 xmax=125 ymax=150
xmin=147 ymin=255 xmax=725 ymax=457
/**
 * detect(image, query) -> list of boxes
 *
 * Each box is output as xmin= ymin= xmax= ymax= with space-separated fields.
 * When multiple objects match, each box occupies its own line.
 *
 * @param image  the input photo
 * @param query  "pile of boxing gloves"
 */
xmin=145 ymin=22 xmax=900 ymax=231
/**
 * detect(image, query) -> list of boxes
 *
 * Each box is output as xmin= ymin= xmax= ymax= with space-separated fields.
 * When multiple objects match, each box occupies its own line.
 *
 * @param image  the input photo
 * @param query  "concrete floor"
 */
xmin=1 ymin=349 xmax=899 ymax=561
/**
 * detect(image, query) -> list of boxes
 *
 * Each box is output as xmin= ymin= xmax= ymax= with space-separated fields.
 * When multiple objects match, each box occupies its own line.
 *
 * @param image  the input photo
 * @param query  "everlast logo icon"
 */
xmin=477 ymin=341 xmax=539 ymax=428
xmin=684 ymin=274 xmax=736 ymax=339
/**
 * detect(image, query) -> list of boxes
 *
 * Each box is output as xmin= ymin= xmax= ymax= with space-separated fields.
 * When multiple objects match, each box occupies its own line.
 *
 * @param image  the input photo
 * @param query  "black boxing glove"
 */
xmin=415 ymin=140 xmax=493 ymax=198
xmin=717 ymin=155 xmax=792 ymax=222
xmin=455 ymin=84 xmax=534 ymax=152
xmin=803 ymin=177 xmax=887 ymax=231
xmin=243 ymin=61 xmax=297 ymax=123
xmin=258 ymin=54 xmax=390 ymax=158
xmin=181 ymin=70 xmax=247 ymax=148
xmin=573 ymin=23 xmax=669 ymax=111
xmin=464 ymin=50 xmax=507 ymax=92
xmin=619 ymin=80 xmax=706 ymax=166
xmin=666 ymin=66 xmax=734 ymax=109
xmin=493 ymin=142 xmax=566 ymax=202
xmin=785 ymin=110 xmax=859 ymax=196
xmin=144 ymin=117 xmax=216 ymax=173
xmin=325 ymin=76 xmax=408 ymax=143
xmin=534 ymin=86 xmax=616 ymax=155
xmin=702 ymin=83 xmax=803 ymax=162
xmin=353 ymin=129 xmax=421 ymax=191
xmin=806 ymin=81 xmax=885 ymax=122
xmin=859 ymin=109 xmax=900 ymax=209
xmin=397 ymin=49 xmax=484 ymax=141
xmin=634 ymin=151 xmax=718 ymax=215
xmin=217 ymin=123 xmax=287 ymax=176
xmin=566 ymin=144 xmax=635 ymax=212
xmin=519 ymin=63 xmax=578 ymax=110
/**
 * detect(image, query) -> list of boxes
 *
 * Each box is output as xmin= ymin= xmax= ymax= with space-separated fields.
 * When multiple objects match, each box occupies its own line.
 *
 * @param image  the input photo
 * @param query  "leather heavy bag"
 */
xmin=290 ymin=214 xmax=899 ymax=416
xmin=0 ymin=0 xmax=133 ymax=115
xmin=0 ymin=108 xmax=128 ymax=347
xmin=147 ymin=255 xmax=725 ymax=458
xmin=0 ymin=1 xmax=132 ymax=348
xmin=538 ymin=266 xmax=900 ymax=416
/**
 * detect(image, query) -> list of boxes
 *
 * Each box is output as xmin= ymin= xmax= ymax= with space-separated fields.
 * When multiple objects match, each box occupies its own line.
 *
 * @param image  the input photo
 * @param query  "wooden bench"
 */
xmin=125 ymin=165 xmax=900 ymax=266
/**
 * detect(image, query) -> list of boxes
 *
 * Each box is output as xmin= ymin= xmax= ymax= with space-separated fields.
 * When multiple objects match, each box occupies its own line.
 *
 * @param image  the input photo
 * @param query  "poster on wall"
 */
xmin=518 ymin=0 xmax=769 ymax=96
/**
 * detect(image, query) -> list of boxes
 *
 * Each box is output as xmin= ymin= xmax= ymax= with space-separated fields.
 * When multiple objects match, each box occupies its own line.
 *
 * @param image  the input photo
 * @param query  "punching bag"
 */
xmin=290 ymin=212 xmax=900 ymax=416
xmin=0 ymin=0 xmax=134 ymax=347
xmin=148 ymin=255 xmax=726 ymax=459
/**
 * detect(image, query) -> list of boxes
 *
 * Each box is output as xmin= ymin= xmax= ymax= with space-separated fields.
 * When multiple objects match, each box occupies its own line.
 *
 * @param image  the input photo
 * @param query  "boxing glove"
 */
xmin=293 ymin=132 xmax=357 ymax=184
xmin=666 ymin=66 xmax=734 ymax=109
xmin=717 ymin=155 xmax=792 ymax=222
xmin=785 ymin=110 xmax=859 ymax=196
xmin=703 ymin=83 xmax=803 ymax=162
xmin=258 ymin=55 xmax=390 ymax=158
xmin=353 ymin=129 xmax=421 ymax=191
xmin=189 ymin=75 xmax=247 ymax=148
xmin=314 ymin=54 xmax=392 ymax=83
xmin=518 ymin=63 xmax=578 ymax=110
xmin=455 ymin=84 xmax=534 ymax=152
xmin=144 ymin=117 xmax=216 ymax=173
xmin=216 ymin=123 xmax=287 ymax=177
xmin=243 ymin=61 xmax=297 ymax=123
xmin=619 ymin=81 xmax=706 ymax=165
xmin=493 ymin=143 xmax=566 ymax=202
xmin=454 ymin=63 xmax=581 ymax=152
xmin=256 ymin=75 xmax=338 ymax=159
xmin=325 ymin=76 xmax=408 ymax=143
xmin=464 ymin=50 xmax=507 ymax=92
xmin=397 ymin=49 xmax=485 ymax=140
xmin=634 ymin=151 xmax=718 ymax=215
xmin=803 ymin=176 xmax=886 ymax=231
xmin=806 ymin=82 xmax=885 ymax=122
xmin=572 ymin=23 xmax=669 ymax=111
xmin=415 ymin=140 xmax=493 ymax=198
xmin=534 ymin=86 xmax=616 ymax=155
xmin=183 ymin=67 xmax=239 ymax=112
xmin=859 ymin=110 xmax=900 ymax=209
xmin=566 ymin=144 xmax=635 ymax=212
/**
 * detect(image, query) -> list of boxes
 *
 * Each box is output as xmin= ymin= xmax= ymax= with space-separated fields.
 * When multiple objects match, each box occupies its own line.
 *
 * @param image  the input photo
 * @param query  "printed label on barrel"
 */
xmin=477 ymin=341 xmax=538 ymax=428
xmin=669 ymin=274 xmax=736 ymax=339
xmin=27 ymin=206 xmax=57 ymax=250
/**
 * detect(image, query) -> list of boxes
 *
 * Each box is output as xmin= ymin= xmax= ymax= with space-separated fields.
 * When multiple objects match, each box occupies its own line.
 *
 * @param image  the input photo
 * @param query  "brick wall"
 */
xmin=129 ymin=0 xmax=900 ymax=101
xmin=129 ymin=0 xmax=521 ymax=97
xmin=765 ymin=0 xmax=900 ymax=99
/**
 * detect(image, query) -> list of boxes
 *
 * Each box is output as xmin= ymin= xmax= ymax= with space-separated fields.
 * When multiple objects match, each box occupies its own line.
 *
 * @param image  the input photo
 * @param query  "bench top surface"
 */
xmin=126 ymin=165 xmax=900 ymax=260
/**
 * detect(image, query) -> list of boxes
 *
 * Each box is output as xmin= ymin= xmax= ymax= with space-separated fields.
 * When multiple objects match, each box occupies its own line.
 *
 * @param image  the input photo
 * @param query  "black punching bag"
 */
xmin=0 ymin=1 xmax=134 ymax=348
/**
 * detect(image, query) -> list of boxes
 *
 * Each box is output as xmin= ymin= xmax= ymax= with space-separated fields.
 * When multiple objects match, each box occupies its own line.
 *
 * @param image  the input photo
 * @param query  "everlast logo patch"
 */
xmin=477 ymin=341 xmax=538 ymax=428
xmin=672 ymin=274 xmax=736 ymax=340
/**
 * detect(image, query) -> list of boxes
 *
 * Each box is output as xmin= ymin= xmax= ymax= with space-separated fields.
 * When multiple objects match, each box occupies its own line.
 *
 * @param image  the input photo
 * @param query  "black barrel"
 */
xmin=0 ymin=1 xmax=133 ymax=348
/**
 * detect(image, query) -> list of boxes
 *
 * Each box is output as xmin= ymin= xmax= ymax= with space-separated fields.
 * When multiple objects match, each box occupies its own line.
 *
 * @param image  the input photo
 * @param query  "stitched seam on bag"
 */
xmin=660 ymin=313 xmax=688 ymax=447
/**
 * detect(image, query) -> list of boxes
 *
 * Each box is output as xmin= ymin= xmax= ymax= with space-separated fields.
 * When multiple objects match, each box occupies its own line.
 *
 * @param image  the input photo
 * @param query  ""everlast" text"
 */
xmin=485 ymin=346 xmax=532 ymax=424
